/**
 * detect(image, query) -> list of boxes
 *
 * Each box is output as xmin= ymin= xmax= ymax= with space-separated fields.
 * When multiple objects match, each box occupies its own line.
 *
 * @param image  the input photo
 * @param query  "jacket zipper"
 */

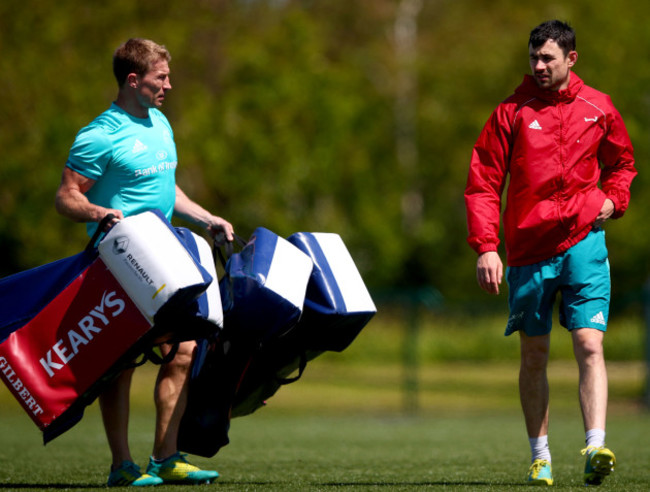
xmin=556 ymin=103 xmax=568 ymax=230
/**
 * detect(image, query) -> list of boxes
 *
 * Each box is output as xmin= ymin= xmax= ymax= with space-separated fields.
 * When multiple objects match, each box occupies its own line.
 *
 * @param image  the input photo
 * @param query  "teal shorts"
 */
xmin=505 ymin=228 xmax=610 ymax=336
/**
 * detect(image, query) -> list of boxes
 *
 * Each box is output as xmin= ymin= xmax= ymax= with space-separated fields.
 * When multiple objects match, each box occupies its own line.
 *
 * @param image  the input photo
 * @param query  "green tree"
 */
xmin=1 ymin=0 xmax=649 ymax=314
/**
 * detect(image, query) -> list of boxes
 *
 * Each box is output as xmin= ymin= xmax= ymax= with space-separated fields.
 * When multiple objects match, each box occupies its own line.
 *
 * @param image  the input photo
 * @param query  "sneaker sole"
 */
xmin=585 ymin=453 xmax=615 ymax=486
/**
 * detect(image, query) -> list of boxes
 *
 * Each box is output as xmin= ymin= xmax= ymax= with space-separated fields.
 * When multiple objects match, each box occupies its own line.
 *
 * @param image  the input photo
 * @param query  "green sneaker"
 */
xmin=526 ymin=459 xmax=553 ymax=486
xmin=582 ymin=446 xmax=616 ymax=486
xmin=146 ymin=452 xmax=219 ymax=484
xmin=107 ymin=460 xmax=163 ymax=487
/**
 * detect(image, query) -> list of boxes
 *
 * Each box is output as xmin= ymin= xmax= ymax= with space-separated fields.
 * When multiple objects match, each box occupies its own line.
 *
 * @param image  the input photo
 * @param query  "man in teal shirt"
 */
xmin=65 ymin=102 xmax=178 ymax=238
xmin=56 ymin=38 xmax=233 ymax=487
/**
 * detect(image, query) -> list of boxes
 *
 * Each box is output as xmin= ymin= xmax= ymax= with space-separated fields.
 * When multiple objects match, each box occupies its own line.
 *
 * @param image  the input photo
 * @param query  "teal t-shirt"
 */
xmin=66 ymin=103 xmax=178 ymax=237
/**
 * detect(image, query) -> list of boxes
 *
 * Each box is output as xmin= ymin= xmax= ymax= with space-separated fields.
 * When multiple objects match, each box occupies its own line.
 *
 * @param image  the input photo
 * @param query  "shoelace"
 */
xmin=530 ymin=459 xmax=550 ymax=476
xmin=581 ymin=445 xmax=601 ymax=456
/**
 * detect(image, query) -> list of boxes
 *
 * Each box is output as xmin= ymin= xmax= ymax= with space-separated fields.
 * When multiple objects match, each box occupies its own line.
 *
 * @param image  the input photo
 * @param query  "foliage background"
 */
xmin=1 ymin=5 xmax=649 ymax=487
xmin=1 ymin=0 xmax=650 ymax=316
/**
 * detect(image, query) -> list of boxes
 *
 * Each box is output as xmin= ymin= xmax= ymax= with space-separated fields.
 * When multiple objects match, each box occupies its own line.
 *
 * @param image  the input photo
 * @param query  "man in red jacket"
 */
xmin=465 ymin=20 xmax=636 ymax=486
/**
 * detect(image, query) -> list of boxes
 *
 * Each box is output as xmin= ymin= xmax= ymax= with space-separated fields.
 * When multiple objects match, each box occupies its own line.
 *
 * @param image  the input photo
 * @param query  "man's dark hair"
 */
xmin=113 ymin=38 xmax=171 ymax=88
xmin=529 ymin=20 xmax=576 ymax=56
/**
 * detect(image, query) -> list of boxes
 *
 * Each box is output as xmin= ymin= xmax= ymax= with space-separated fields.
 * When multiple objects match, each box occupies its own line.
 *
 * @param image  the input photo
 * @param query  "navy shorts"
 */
xmin=505 ymin=228 xmax=610 ymax=336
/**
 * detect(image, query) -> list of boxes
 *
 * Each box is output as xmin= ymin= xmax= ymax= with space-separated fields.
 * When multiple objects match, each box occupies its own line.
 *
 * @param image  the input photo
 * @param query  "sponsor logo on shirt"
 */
xmin=132 ymin=139 xmax=148 ymax=154
xmin=134 ymin=161 xmax=177 ymax=178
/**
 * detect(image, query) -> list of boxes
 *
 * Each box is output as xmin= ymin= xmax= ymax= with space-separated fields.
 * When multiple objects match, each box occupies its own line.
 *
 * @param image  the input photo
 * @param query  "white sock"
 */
xmin=529 ymin=435 xmax=551 ymax=463
xmin=585 ymin=428 xmax=606 ymax=448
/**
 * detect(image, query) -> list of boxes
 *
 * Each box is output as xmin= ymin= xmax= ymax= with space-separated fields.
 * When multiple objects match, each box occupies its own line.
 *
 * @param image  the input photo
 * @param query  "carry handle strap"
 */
xmin=126 ymin=352 xmax=150 ymax=369
xmin=85 ymin=213 xmax=117 ymax=252
xmin=123 ymin=343 xmax=180 ymax=369
xmin=275 ymin=352 xmax=308 ymax=385
xmin=213 ymin=232 xmax=248 ymax=268
xmin=144 ymin=343 xmax=180 ymax=365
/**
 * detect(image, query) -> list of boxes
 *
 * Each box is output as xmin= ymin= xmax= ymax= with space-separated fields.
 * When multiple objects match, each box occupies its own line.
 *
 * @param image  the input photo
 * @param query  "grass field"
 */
xmin=0 ymin=312 xmax=648 ymax=490
xmin=0 ymin=359 xmax=648 ymax=491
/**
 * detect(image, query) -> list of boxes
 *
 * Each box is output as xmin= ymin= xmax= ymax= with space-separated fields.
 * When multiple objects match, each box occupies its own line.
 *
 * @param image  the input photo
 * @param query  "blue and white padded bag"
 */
xmin=219 ymin=227 xmax=313 ymax=343
xmin=287 ymin=232 xmax=376 ymax=352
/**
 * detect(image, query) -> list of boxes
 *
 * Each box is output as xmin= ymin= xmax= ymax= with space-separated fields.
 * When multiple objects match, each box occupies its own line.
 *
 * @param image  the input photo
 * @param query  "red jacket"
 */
xmin=465 ymin=73 xmax=636 ymax=266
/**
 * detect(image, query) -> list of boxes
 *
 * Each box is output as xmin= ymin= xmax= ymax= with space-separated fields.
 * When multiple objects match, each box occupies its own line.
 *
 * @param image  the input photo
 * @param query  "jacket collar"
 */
xmin=515 ymin=72 xmax=584 ymax=103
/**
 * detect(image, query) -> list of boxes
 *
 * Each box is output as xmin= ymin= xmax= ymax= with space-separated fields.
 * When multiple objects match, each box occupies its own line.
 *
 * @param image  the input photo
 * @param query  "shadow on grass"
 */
xmin=217 ymin=480 xmax=526 ymax=488
xmin=0 ymin=481 xmax=531 ymax=490
xmin=0 ymin=484 xmax=100 ymax=489
xmin=318 ymin=482 xmax=497 ymax=487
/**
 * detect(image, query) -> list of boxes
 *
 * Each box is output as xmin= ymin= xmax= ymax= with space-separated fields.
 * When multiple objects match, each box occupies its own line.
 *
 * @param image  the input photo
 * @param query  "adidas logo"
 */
xmin=132 ymin=139 xmax=148 ymax=153
xmin=590 ymin=311 xmax=606 ymax=326
xmin=528 ymin=120 xmax=542 ymax=130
